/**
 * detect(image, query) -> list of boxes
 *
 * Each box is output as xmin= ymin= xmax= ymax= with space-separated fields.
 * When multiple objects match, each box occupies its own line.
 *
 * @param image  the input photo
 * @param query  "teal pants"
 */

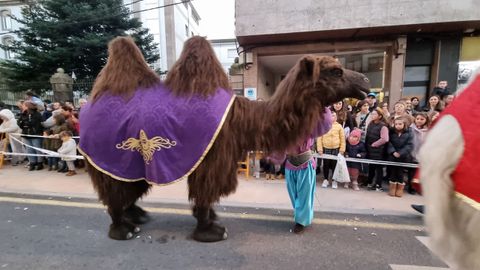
xmin=285 ymin=161 xmax=316 ymax=226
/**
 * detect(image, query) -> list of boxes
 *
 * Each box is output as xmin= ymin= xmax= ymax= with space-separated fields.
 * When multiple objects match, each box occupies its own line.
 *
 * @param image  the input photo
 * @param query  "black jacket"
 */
xmin=346 ymin=142 xmax=366 ymax=169
xmin=432 ymin=87 xmax=450 ymax=100
xmin=387 ymin=127 xmax=414 ymax=162
xmin=18 ymin=109 xmax=44 ymax=136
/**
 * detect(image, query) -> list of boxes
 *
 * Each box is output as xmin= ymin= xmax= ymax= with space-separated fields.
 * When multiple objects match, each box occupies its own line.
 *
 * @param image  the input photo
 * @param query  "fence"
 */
xmin=0 ymin=80 xmax=93 ymax=108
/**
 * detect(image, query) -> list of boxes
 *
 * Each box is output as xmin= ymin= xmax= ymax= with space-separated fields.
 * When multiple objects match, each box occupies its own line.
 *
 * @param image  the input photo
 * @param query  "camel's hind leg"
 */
xmin=86 ymin=162 xmax=151 ymax=240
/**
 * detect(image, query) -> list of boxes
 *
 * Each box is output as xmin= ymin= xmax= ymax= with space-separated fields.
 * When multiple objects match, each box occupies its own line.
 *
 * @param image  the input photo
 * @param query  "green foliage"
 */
xmin=0 ymin=0 xmax=160 ymax=92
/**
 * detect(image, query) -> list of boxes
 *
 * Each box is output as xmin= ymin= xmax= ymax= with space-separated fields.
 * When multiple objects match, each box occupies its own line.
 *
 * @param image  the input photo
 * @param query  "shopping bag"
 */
xmin=332 ymin=154 xmax=351 ymax=183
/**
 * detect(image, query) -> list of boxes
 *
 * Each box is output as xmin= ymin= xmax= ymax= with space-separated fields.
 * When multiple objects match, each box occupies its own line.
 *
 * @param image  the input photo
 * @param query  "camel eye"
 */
xmin=330 ymin=68 xmax=343 ymax=77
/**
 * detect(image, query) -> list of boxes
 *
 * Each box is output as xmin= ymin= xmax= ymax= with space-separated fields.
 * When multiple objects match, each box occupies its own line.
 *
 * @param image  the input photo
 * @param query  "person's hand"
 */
xmin=393 ymin=152 xmax=400 ymax=158
xmin=339 ymin=151 xmax=345 ymax=156
xmin=317 ymin=150 xmax=323 ymax=155
xmin=356 ymin=154 xmax=362 ymax=158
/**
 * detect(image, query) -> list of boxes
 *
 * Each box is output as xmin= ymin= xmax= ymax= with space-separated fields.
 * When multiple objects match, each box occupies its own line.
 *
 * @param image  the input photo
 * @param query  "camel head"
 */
xmin=289 ymin=55 xmax=370 ymax=105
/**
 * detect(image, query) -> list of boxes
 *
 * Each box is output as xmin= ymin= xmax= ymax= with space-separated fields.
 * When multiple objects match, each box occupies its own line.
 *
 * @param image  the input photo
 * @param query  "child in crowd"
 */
xmin=387 ymin=117 xmax=414 ymax=197
xmin=410 ymin=112 xmax=430 ymax=162
xmin=408 ymin=112 xmax=431 ymax=194
xmin=365 ymin=108 xmax=389 ymax=191
xmin=345 ymin=129 xmax=366 ymax=190
xmin=57 ymin=131 xmax=77 ymax=176
xmin=317 ymin=111 xmax=345 ymax=189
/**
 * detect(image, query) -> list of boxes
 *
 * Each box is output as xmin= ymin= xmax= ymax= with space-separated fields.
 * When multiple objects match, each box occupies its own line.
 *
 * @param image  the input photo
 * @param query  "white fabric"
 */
xmin=420 ymin=115 xmax=480 ymax=270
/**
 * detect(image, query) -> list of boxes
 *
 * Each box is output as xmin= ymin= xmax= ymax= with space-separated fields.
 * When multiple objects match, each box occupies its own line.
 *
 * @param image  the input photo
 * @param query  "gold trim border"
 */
xmin=455 ymin=191 xmax=480 ymax=211
xmin=77 ymin=94 xmax=236 ymax=186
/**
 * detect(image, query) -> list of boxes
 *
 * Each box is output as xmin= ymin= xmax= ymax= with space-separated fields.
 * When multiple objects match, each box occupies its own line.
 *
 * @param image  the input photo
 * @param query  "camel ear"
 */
xmin=299 ymin=57 xmax=315 ymax=77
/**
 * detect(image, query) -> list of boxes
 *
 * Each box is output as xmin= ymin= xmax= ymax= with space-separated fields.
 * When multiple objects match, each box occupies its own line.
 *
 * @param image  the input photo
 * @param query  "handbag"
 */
xmin=332 ymin=153 xmax=351 ymax=183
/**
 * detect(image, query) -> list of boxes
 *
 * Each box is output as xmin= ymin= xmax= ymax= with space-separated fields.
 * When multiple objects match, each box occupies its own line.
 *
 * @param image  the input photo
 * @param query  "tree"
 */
xmin=0 ymin=0 xmax=160 ymax=92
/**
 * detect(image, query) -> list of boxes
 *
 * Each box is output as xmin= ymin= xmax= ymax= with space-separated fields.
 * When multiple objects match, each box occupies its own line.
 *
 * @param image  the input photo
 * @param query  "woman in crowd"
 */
xmin=410 ymin=97 xmax=421 ymax=113
xmin=380 ymin=102 xmax=390 ymax=119
xmin=18 ymin=101 xmax=44 ymax=171
xmin=423 ymin=95 xmax=443 ymax=113
xmin=388 ymin=100 xmax=414 ymax=127
xmin=331 ymin=100 xmax=355 ymax=137
xmin=443 ymin=94 xmax=455 ymax=108
xmin=354 ymin=100 xmax=371 ymax=143
xmin=44 ymin=114 xmax=72 ymax=171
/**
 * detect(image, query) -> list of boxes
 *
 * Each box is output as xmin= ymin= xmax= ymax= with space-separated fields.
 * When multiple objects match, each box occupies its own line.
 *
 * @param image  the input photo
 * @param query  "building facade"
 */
xmin=209 ymin=38 xmax=238 ymax=73
xmin=0 ymin=0 xmax=25 ymax=61
xmin=126 ymin=0 xmax=200 ymax=73
xmin=235 ymin=0 xmax=480 ymax=106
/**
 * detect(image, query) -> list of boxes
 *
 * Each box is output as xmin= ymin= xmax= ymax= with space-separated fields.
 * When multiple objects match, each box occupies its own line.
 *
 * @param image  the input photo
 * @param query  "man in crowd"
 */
xmin=366 ymin=92 xmax=378 ymax=112
xmin=432 ymin=80 xmax=451 ymax=100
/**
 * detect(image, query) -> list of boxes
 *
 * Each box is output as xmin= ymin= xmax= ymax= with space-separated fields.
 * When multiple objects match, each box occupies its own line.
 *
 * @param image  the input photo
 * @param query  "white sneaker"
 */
xmin=321 ymin=179 xmax=329 ymax=188
xmin=332 ymin=181 xmax=338 ymax=189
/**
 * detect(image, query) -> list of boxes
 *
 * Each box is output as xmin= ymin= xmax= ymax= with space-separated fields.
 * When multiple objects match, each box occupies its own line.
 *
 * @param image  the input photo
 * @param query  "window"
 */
xmin=403 ymin=66 xmax=431 ymax=106
xmin=1 ymin=9 xmax=12 ymax=30
xmin=185 ymin=24 xmax=189 ymax=37
xmin=2 ymin=36 xmax=14 ymax=59
xmin=227 ymin=48 xmax=237 ymax=58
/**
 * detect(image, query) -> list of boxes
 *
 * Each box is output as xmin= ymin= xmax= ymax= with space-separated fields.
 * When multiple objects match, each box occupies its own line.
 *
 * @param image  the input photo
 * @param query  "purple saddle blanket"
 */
xmin=78 ymin=83 xmax=235 ymax=185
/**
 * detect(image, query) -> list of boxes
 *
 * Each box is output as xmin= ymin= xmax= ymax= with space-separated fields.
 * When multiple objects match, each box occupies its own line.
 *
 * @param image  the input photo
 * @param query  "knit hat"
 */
xmin=349 ymin=129 xmax=362 ymax=138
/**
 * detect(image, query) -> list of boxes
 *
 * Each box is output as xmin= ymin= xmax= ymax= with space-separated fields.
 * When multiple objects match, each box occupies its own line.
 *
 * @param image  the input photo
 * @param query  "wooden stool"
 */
xmin=237 ymin=153 xmax=250 ymax=179
xmin=0 ymin=133 xmax=7 ymax=169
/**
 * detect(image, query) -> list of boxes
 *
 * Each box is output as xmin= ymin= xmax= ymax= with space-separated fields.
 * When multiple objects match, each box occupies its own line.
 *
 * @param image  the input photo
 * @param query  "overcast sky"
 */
xmin=193 ymin=0 xmax=235 ymax=39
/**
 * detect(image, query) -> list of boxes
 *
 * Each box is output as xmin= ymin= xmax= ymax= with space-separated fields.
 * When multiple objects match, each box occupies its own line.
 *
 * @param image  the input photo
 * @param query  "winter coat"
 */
xmin=346 ymin=141 xmax=366 ymax=169
xmin=0 ymin=109 xmax=21 ymax=135
xmin=18 ymin=109 xmax=44 ymax=136
xmin=57 ymin=138 xmax=77 ymax=161
xmin=410 ymin=124 xmax=428 ymax=162
xmin=44 ymin=123 xmax=71 ymax=151
xmin=387 ymin=127 xmax=414 ymax=162
xmin=365 ymin=121 xmax=389 ymax=160
xmin=355 ymin=112 xmax=371 ymax=142
xmin=316 ymin=122 xmax=346 ymax=152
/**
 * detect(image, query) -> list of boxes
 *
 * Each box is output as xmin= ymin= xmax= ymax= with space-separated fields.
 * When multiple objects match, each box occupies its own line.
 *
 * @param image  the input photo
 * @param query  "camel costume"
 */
xmin=419 ymin=69 xmax=480 ymax=270
xmin=79 ymin=36 xmax=370 ymax=242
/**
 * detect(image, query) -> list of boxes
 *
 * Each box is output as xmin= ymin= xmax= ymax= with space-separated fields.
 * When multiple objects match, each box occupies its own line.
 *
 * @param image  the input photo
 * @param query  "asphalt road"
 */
xmin=0 ymin=193 xmax=448 ymax=270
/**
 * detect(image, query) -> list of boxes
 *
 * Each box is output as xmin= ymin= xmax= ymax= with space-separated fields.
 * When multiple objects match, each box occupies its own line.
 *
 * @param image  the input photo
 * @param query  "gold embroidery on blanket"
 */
xmin=115 ymin=129 xmax=177 ymax=164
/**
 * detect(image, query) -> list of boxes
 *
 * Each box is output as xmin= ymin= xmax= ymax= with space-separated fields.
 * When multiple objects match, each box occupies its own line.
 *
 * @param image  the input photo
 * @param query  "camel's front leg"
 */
xmin=192 ymin=206 xmax=227 ymax=242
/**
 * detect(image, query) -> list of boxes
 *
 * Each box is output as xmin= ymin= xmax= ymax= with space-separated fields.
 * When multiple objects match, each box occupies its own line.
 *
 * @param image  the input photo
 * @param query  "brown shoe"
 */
xmin=66 ymin=170 xmax=77 ymax=176
xmin=388 ymin=182 xmax=398 ymax=196
xmin=395 ymin=183 xmax=405 ymax=197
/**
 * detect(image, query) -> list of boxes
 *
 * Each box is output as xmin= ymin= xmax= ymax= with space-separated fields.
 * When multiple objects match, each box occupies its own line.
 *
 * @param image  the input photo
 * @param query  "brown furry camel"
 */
xmin=80 ymin=36 xmax=370 ymax=242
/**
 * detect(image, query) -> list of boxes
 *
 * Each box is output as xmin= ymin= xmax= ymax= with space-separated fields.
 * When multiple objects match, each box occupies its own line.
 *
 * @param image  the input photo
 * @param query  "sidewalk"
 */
xmin=0 ymin=165 xmax=423 ymax=216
